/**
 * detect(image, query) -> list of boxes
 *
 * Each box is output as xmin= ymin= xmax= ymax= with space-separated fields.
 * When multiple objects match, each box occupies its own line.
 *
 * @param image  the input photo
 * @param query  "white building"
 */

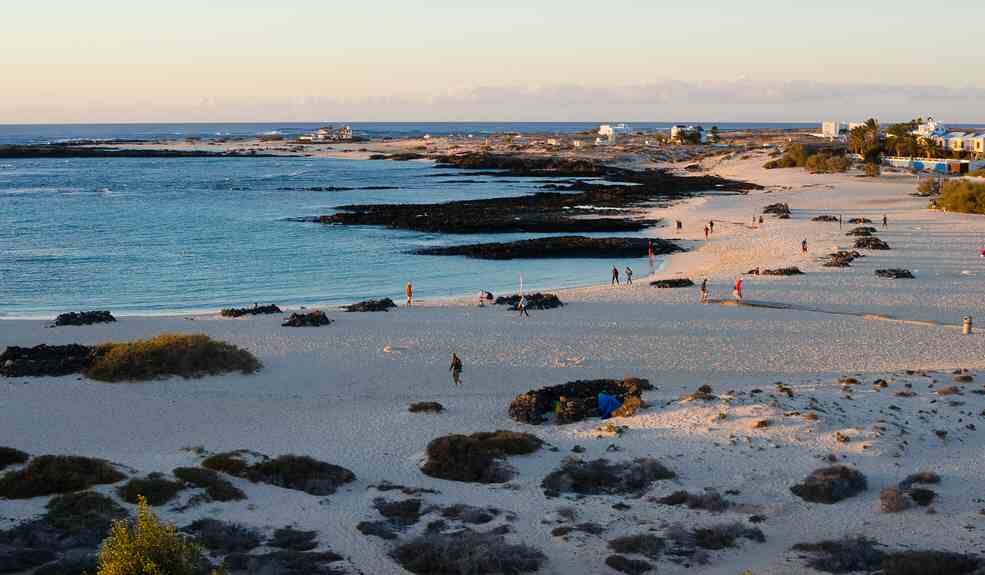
xmin=821 ymin=121 xmax=844 ymax=139
xmin=670 ymin=125 xmax=706 ymax=144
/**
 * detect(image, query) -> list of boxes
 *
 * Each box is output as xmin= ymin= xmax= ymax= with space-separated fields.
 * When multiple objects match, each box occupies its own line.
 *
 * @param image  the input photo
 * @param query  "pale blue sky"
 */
xmin=3 ymin=1 xmax=984 ymax=122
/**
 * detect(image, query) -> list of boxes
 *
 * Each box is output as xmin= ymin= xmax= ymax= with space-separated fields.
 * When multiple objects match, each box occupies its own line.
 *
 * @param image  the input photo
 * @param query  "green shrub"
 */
xmin=0 ymin=455 xmax=125 ymax=499
xmin=173 ymin=467 xmax=246 ymax=501
xmin=0 ymin=446 xmax=29 ymax=471
xmin=936 ymin=180 xmax=985 ymax=214
xmin=46 ymin=490 xmax=128 ymax=534
xmin=202 ymin=452 xmax=355 ymax=495
xmin=392 ymin=531 xmax=545 ymax=575
xmin=421 ymin=431 xmax=543 ymax=483
xmin=118 ymin=474 xmax=186 ymax=506
xmin=85 ymin=333 xmax=261 ymax=382
xmin=96 ymin=496 xmax=208 ymax=575
xmin=862 ymin=163 xmax=881 ymax=177
xmin=916 ymin=178 xmax=942 ymax=196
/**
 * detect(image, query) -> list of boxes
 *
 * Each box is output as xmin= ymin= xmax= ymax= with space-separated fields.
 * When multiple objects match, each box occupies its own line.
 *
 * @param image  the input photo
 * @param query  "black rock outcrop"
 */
xmin=415 ymin=236 xmax=682 ymax=260
xmin=342 ymin=298 xmax=397 ymax=312
xmin=221 ymin=304 xmax=282 ymax=318
xmin=650 ymin=278 xmax=695 ymax=288
xmin=494 ymin=293 xmax=563 ymax=310
xmin=281 ymin=311 xmax=332 ymax=327
xmin=52 ymin=311 xmax=116 ymax=326
xmin=0 ymin=344 xmax=95 ymax=378
xmin=875 ymin=269 xmax=914 ymax=279
xmin=509 ymin=378 xmax=653 ymax=425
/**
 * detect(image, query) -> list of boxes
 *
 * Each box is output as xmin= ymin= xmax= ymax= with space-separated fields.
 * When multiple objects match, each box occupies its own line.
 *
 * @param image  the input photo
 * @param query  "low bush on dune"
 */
xmin=117 ymin=474 xmax=186 ymax=506
xmin=0 ymin=446 xmax=29 ymax=471
xmin=84 ymin=333 xmax=261 ymax=382
xmin=0 ymin=455 xmax=125 ymax=499
xmin=95 ymin=496 xmax=211 ymax=575
xmin=392 ymin=530 xmax=546 ymax=575
xmin=173 ymin=466 xmax=246 ymax=501
xmin=792 ymin=537 xmax=984 ymax=575
xmin=421 ymin=431 xmax=543 ymax=483
xmin=934 ymin=180 xmax=985 ymax=214
xmin=202 ymin=451 xmax=355 ymax=495
xmin=46 ymin=490 xmax=128 ymax=535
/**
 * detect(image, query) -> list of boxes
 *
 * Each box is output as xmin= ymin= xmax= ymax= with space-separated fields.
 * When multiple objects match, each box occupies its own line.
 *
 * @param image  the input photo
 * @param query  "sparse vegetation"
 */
xmin=182 ymin=518 xmax=262 ymax=553
xmin=392 ymin=530 xmax=546 ymax=575
xmin=542 ymin=458 xmax=675 ymax=496
xmin=916 ymin=177 xmax=942 ymax=196
xmin=934 ymin=179 xmax=985 ymax=214
xmin=173 ymin=466 xmax=246 ymax=501
xmin=46 ymin=490 xmax=128 ymax=535
xmin=118 ymin=474 xmax=186 ymax=506
xmin=96 ymin=496 xmax=208 ymax=575
xmin=0 ymin=455 xmax=125 ymax=499
xmin=793 ymin=537 xmax=984 ymax=575
xmin=789 ymin=465 xmax=867 ymax=504
xmin=202 ymin=451 xmax=355 ymax=495
xmin=85 ymin=333 xmax=261 ymax=382
xmin=421 ymin=431 xmax=542 ymax=483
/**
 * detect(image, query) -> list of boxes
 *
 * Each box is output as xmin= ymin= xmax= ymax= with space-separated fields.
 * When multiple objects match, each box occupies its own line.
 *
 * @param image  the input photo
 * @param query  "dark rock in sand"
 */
xmin=762 ymin=202 xmax=791 ymax=218
xmin=790 ymin=465 xmax=867 ymax=504
xmin=408 ymin=402 xmax=444 ymax=413
xmin=342 ymin=298 xmax=397 ymax=312
xmin=542 ymin=458 xmax=675 ymax=497
xmin=438 ymin=503 xmax=500 ymax=525
xmin=605 ymin=555 xmax=653 ymax=574
xmin=650 ymin=278 xmax=695 ymax=288
xmin=854 ymin=237 xmax=891 ymax=250
xmin=270 ymin=527 xmax=318 ymax=552
xmin=202 ymin=452 xmax=355 ymax=496
xmin=875 ymin=269 xmax=913 ymax=279
xmin=414 ymin=236 xmax=682 ymax=260
xmin=281 ymin=311 xmax=332 ymax=327
xmin=848 ymin=217 xmax=873 ymax=224
xmin=221 ymin=304 xmax=282 ymax=318
xmin=494 ymin=293 xmax=563 ymax=310
xmin=846 ymin=226 xmax=877 ymax=237
xmin=509 ymin=377 xmax=653 ymax=425
xmin=0 ymin=344 xmax=95 ymax=378
xmin=812 ymin=215 xmax=840 ymax=222
xmin=373 ymin=498 xmax=423 ymax=526
xmin=749 ymin=267 xmax=804 ymax=276
xmin=52 ymin=311 xmax=116 ymax=326
xmin=822 ymin=250 xmax=863 ymax=268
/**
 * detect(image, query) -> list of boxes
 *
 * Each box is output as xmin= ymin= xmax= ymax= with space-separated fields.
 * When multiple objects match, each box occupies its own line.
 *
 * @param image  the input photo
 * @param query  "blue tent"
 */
xmin=597 ymin=393 xmax=623 ymax=419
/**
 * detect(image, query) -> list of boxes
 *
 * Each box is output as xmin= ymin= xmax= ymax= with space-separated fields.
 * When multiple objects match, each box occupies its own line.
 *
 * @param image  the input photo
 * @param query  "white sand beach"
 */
xmin=3 ymin=152 xmax=985 ymax=574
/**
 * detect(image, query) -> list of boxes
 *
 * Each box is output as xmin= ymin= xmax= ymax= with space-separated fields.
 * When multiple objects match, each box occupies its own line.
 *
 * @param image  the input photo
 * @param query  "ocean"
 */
xmin=0 ymin=121 xmax=794 ymax=318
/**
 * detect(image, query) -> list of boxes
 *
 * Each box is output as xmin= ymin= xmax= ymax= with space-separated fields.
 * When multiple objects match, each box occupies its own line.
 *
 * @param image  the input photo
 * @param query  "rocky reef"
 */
xmin=415 ymin=236 xmax=682 ymax=259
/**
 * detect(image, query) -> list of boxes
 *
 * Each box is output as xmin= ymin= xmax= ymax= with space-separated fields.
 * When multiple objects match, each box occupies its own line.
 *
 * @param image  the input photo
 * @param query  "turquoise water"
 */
xmin=0 ymin=156 xmax=658 ymax=318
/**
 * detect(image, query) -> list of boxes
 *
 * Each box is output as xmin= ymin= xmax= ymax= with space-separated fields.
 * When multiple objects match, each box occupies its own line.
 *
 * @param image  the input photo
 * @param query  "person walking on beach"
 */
xmin=611 ymin=266 xmax=620 ymax=285
xmin=700 ymin=278 xmax=709 ymax=303
xmin=450 ymin=353 xmax=463 ymax=385
xmin=405 ymin=282 xmax=414 ymax=306
xmin=839 ymin=214 xmax=843 ymax=229
xmin=709 ymin=220 xmax=714 ymax=234
xmin=758 ymin=215 xmax=764 ymax=225
xmin=703 ymin=225 xmax=710 ymax=240
xmin=648 ymin=241 xmax=655 ymax=275
xmin=676 ymin=220 xmax=683 ymax=232
xmin=882 ymin=214 xmax=888 ymax=228
xmin=733 ymin=276 xmax=743 ymax=302
xmin=801 ymin=239 xmax=808 ymax=255
xmin=518 ymin=295 xmax=530 ymax=318
xmin=625 ymin=266 xmax=633 ymax=285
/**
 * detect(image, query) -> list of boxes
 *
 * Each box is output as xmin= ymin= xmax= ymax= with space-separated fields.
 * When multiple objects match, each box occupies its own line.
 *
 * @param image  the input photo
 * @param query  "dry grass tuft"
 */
xmin=85 ymin=333 xmax=261 ymax=382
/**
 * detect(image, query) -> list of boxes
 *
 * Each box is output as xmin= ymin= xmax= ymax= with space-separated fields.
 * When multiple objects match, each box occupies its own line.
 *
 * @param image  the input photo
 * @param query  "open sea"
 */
xmin=0 ymin=122 xmax=794 ymax=318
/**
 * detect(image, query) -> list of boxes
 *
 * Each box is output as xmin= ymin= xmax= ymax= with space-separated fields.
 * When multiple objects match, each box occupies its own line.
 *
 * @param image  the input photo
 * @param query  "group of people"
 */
xmin=611 ymin=265 xmax=634 ymax=285
xmin=697 ymin=276 xmax=743 ymax=304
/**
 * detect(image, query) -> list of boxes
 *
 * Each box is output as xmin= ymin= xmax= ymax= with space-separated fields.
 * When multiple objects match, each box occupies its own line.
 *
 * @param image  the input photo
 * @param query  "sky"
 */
xmin=2 ymin=0 xmax=984 ymax=123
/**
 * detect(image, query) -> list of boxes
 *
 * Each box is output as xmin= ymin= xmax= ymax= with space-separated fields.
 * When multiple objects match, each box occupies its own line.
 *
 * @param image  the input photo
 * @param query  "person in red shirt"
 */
xmin=734 ymin=276 xmax=743 ymax=302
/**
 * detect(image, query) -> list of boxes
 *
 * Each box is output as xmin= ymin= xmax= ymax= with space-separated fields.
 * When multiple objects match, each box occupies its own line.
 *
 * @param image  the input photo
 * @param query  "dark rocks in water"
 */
xmin=415 ymin=236 xmax=682 ymax=260
xmin=308 ymin=153 xmax=759 ymax=234
xmin=762 ymin=202 xmax=791 ymax=218
xmin=542 ymin=458 xmax=675 ymax=497
xmin=342 ymin=298 xmax=397 ymax=312
xmin=0 ymin=344 xmax=95 ymax=377
xmin=221 ymin=304 xmax=282 ymax=318
xmin=0 ymin=144 xmax=283 ymax=159
xmin=408 ymin=402 xmax=444 ymax=414
xmin=822 ymin=250 xmax=863 ymax=268
xmin=223 ymin=550 xmax=344 ymax=575
xmin=509 ymin=377 xmax=653 ymax=425
xmin=182 ymin=518 xmax=263 ymax=554
xmin=854 ymin=237 xmax=891 ymax=250
xmin=875 ymin=269 xmax=914 ymax=279
xmin=52 ymin=311 xmax=116 ymax=326
xmin=270 ymin=527 xmax=318 ymax=552
xmin=421 ymin=430 xmax=543 ymax=483
xmin=790 ymin=465 xmax=867 ymax=503
xmin=494 ymin=293 xmax=563 ymax=310
xmin=812 ymin=215 xmax=840 ymax=222
xmin=848 ymin=217 xmax=873 ymax=224
xmin=757 ymin=267 xmax=804 ymax=276
xmin=650 ymin=278 xmax=695 ymax=288
xmin=369 ymin=152 xmax=426 ymax=161
xmin=0 ymin=447 xmax=29 ymax=471
xmin=202 ymin=452 xmax=355 ymax=496
xmin=846 ymin=226 xmax=878 ymax=237
xmin=281 ymin=311 xmax=332 ymax=327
